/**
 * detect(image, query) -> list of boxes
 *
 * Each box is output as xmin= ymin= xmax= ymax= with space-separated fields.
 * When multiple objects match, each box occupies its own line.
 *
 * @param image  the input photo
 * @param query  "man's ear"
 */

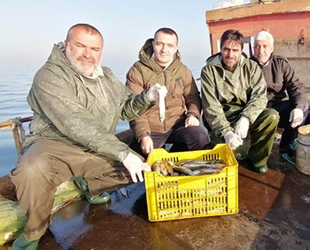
xmin=64 ymin=40 xmax=68 ymax=48
xmin=175 ymin=46 xmax=179 ymax=54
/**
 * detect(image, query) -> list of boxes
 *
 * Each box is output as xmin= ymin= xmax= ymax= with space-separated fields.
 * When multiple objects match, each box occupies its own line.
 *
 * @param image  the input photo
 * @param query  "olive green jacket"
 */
xmin=126 ymin=38 xmax=201 ymax=141
xmin=201 ymin=52 xmax=267 ymax=138
xmin=24 ymin=43 xmax=153 ymax=162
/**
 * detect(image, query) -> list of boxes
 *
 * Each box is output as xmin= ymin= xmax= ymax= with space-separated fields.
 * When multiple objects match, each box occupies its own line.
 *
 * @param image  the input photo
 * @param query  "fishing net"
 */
xmin=0 ymin=179 xmax=84 ymax=245
xmin=0 ymin=198 xmax=27 ymax=245
xmin=52 ymin=178 xmax=84 ymax=213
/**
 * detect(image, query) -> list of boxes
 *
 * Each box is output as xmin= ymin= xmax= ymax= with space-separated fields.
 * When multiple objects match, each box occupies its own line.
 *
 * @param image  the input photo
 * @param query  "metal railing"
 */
xmin=0 ymin=116 xmax=32 ymax=158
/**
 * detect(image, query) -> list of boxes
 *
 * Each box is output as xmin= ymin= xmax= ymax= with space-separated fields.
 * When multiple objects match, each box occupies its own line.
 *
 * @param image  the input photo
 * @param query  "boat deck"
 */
xmin=2 ymin=143 xmax=310 ymax=250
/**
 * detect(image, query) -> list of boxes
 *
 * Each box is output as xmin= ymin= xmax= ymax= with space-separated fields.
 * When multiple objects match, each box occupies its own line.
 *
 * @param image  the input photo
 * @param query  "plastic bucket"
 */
xmin=296 ymin=125 xmax=310 ymax=175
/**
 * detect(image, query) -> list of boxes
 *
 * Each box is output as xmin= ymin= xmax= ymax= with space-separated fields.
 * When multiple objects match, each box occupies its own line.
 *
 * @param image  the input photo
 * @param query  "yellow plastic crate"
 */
xmin=145 ymin=143 xmax=238 ymax=222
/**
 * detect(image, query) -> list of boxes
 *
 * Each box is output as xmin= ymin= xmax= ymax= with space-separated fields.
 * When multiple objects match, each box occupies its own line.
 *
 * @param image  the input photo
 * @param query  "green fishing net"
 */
xmin=0 ymin=198 xmax=27 ymax=245
xmin=52 ymin=178 xmax=84 ymax=213
xmin=0 ymin=178 xmax=84 ymax=245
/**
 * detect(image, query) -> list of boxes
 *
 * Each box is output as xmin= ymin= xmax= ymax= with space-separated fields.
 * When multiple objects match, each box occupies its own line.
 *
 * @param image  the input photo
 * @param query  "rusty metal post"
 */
xmin=0 ymin=116 xmax=32 ymax=158
xmin=12 ymin=126 xmax=22 ymax=158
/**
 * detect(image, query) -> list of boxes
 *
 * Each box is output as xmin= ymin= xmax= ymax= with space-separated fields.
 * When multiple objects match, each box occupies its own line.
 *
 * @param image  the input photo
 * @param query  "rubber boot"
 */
xmin=280 ymin=139 xmax=297 ymax=165
xmin=280 ymin=138 xmax=297 ymax=156
xmin=288 ymin=139 xmax=298 ymax=154
xmin=73 ymin=177 xmax=110 ymax=204
xmin=250 ymin=163 xmax=268 ymax=173
xmin=12 ymin=234 xmax=39 ymax=250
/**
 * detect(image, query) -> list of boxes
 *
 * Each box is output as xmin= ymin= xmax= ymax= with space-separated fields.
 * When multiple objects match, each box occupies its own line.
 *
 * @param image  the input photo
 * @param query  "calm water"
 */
xmin=0 ymin=66 xmax=202 ymax=177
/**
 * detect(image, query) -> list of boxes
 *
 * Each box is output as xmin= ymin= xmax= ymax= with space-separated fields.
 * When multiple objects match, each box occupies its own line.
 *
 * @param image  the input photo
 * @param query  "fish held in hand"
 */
xmin=158 ymin=85 xmax=168 ymax=123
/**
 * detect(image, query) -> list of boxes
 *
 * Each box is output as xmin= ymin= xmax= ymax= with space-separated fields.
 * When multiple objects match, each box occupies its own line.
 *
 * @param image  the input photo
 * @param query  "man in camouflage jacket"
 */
xmin=10 ymin=23 xmax=164 ymax=249
xmin=201 ymin=30 xmax=279 ymax=173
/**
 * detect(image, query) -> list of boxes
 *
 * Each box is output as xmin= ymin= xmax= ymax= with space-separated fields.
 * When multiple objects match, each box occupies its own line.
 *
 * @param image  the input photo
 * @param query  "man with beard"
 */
xmin=10 ymin=23 xmax=165 ymax=249
xmin=126 ymin=27 xmax=209 ymax=159
xmin=251 ymin=31 xmax=309 ymax=162
xmin=200 ymin=29 xmax=279 ymax=173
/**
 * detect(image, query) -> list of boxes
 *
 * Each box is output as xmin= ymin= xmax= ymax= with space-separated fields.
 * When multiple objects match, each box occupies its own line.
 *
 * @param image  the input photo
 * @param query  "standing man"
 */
xmin=10 ymin=23 xmax=164 ymax=249
xmin=201 ymin=29 xmax=279 ymax=173
xmin=126 ymin=27 xmax=209 ymax=158
xmin=251 ymin=30 xmax=309 ymax=160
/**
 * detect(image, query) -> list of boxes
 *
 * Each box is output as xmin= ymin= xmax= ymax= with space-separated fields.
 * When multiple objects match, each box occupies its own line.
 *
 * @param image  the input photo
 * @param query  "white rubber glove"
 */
xmin=185 ymin=115 xmax=200 ymax=127
xmin=235 ymin=116 xmax=250 ymax=139
xmin=147 ymin=83 xmax=167 ymax=102
xmin=224 ymin=131 xmax=243 ymax=150
xmin=289 ymin=108 xmax=303 ymax=128
xmin=140 ymin=136 xmax=154 ymax=155
xmin=122 ymin=152 xmax=151 ymax=183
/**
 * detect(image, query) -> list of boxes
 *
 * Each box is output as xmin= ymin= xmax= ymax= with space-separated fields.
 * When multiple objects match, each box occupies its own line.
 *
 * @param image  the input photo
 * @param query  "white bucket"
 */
xmin=296 ymin=125 xmax=310 ymax=175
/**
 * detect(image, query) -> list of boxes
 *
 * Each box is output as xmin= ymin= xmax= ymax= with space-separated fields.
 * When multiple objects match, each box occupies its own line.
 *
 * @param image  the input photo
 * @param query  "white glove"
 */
xmin=289 ymin=108 xmax=303 ymax=128
xmin=122 ymin=152 xmax=151 ymax=183
xmin=147 ymin=83 xmax=167 ymax=102
xmin=224 ymin=131 xmax=243 ymax=150
xmin=140 ymin=136 xmax=154 ymax=155
xmin=185 ymin=115 xmax=200 ymax=127
xmin=235 ymin=116 xmax=250 ymax=139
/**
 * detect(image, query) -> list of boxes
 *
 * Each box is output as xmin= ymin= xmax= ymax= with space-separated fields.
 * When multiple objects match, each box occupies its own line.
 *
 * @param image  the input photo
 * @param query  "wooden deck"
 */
xmin=1 ymin=142 xmax=310 ymax=250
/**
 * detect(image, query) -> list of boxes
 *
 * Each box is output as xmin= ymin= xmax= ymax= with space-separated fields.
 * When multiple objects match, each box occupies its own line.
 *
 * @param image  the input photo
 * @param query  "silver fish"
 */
xmin=192 ymin=168 xmax=222 ymax=175
xmin=182 ymin=163 xmax=226 ymax=170
xmin=172 ymin=166 xmax=194 ymax=176
xmin=177 ymin=159 xmax=224 ymax=167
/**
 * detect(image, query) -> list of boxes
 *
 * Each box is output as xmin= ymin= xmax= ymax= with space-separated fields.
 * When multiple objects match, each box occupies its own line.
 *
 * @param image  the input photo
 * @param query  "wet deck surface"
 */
xmin=2 ymin=143 xmax=310 ymax=250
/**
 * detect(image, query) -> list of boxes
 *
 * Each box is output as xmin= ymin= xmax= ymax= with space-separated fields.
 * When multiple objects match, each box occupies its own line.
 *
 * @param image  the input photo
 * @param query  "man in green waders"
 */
xmin=200 ymin=29 xmax=279 ymax=173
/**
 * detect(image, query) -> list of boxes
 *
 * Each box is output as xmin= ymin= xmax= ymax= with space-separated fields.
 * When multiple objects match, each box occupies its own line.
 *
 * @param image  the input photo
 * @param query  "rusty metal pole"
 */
xmin=12 ymin=126 xmax=22 ymax=158
xmin=0 ymin=116 xmax=32 ymax=158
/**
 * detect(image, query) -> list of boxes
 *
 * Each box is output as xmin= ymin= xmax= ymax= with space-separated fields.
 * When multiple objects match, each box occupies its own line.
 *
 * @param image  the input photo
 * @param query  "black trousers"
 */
xmin=129 ymin=119 xmax=210 ymax=158
xmin=272 ymin=100 xmax=309 ymax=148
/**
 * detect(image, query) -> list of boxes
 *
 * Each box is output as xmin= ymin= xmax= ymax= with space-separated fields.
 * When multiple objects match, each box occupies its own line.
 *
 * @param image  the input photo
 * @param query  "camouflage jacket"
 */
xmin=126 ymin=38 xmax=201 ymax=141
xmin=201 ymin=52 xmax=267 ymax=138
xmin=24 ymin=43 xmax=153 ymax=162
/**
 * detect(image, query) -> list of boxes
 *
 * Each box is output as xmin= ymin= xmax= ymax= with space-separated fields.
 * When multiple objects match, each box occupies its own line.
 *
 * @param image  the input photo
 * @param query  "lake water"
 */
xmin=0 ymin=66 xmax=201 ymax=177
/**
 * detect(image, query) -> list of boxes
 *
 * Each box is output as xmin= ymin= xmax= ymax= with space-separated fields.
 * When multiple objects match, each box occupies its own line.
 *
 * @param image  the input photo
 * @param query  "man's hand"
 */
xmin=140 ymin=136 xmax=154 ymax=155
xmin=235 ymin=116 xmax=250 ymax=139
xmin=185 ymin=115 xmax=200 ymax=127
xmin=147 ymin=83 xmax=167 ymax=102
xmin=224 ymin=131 xmax=243 ymax=150
xmin=122 ymin=152 xmax=151 ymax=183
xmin=289 ymin=108 xmax=303 ymax=128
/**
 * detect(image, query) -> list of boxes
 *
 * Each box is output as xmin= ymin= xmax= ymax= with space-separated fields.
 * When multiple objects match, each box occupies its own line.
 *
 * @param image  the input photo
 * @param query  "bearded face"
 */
xmin=64 ymin=27 xmax=103 ymax=77
xmin=221 ymin=39 xmax=242 ymax=70
xmin=65 ymin=43 xmax=98 ymax=76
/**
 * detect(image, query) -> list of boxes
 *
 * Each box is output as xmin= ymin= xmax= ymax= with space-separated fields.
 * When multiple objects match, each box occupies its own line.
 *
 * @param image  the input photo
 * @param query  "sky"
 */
xmin=0 ymin=0 xmax=226 ymax=75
